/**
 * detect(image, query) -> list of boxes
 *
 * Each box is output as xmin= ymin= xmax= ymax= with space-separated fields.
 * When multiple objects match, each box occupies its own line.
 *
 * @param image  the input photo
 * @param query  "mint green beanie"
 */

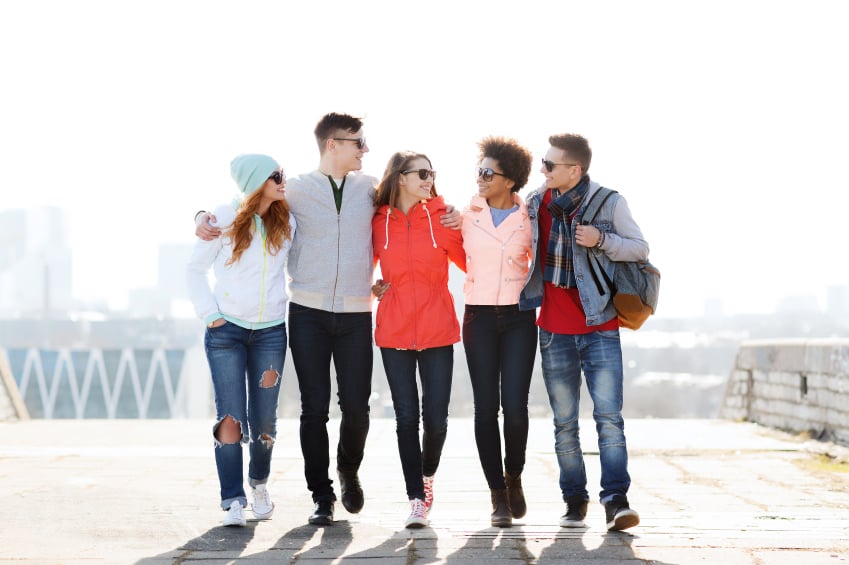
xmin=230 ymin=154 xmax=279 ymax=196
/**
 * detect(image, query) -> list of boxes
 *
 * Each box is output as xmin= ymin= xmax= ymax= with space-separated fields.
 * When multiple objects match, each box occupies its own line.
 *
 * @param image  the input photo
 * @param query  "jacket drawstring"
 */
xmin=422 ymin=203 xmax=437 ymax=248
xmin=384 ymin=207 xmax=391 ymax=250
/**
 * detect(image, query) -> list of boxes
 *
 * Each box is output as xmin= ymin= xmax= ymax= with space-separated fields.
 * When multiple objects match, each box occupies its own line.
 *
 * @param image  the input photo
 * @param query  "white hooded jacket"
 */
xmin=186 ymin=203 xmax=295 ymax=327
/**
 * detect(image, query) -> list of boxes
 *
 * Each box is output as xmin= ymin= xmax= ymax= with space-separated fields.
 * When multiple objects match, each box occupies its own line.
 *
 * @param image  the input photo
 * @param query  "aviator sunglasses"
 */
xmin=332 ymin=137 xmax=367 ymax=150
xmin=268 ymin=170 xmax=286 ymax=185
xmin=401 ymin=168 xmax=436 ymax=180
xmin=541 ymin=158 xmax=580 ymax=173
xmin=477 ymin=167 xmax=509 ymax=182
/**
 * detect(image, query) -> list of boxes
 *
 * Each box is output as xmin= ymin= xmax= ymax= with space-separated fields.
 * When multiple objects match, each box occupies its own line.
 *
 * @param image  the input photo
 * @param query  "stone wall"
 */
xmin=720 ymin=339 xmax=849 ymax=445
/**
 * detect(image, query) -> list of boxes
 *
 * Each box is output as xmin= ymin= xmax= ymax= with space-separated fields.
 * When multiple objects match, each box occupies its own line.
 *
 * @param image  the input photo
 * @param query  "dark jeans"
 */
xmin=204 ymin=322 xmax=286 ymax=509
xmin=381 ymin=345 xmax=453 ymax=500
xmin=288 ymin=302 xmax=373 ymax=502
xmin=463 ymin=305 xmax=537 ymax=490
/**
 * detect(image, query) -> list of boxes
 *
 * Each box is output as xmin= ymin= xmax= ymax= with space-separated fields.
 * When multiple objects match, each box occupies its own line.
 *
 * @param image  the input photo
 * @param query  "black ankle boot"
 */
xmin=505 ymin=472 xmax=526 ymax=518
xmin=490 ymin=488 xmax=512 ymax=527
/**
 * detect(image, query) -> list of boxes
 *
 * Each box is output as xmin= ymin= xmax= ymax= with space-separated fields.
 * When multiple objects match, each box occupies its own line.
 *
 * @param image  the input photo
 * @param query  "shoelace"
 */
xmin=255 ymin=488 xmax=271 ymax=507
xmin=410 ymin=498 xmax=427 ymax=518
xmin=423 ymin=476 xmax=434 ymax=508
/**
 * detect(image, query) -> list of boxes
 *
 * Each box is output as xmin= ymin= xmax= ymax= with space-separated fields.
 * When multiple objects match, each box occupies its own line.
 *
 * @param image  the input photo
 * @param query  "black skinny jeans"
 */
xmin=288 ymin=302 xmax=373 ymax=502
xmin=463 ymin=305 xmax=537 ymax=490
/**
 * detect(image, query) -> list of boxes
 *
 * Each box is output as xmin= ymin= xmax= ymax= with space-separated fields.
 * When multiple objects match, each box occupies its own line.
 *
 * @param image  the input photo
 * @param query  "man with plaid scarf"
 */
xmin=519 ymin=133 xmax=649 ymax=531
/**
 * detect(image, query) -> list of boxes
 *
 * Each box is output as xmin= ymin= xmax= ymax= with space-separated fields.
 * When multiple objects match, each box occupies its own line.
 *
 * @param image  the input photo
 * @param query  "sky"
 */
xmin=1 ymin=0 xmax=848 ymax=318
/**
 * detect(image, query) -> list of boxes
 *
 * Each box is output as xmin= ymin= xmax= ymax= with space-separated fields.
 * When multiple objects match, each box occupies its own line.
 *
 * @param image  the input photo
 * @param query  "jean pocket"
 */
xmin=538 ymin=329 xmax=554 ymax=350
xmin=597 ymin=328 xmax=620 ymax=339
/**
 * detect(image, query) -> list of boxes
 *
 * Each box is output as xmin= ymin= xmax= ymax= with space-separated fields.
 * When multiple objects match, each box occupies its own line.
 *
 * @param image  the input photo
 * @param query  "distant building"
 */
xmin=0 ymin=207 xmax=73 ymax=317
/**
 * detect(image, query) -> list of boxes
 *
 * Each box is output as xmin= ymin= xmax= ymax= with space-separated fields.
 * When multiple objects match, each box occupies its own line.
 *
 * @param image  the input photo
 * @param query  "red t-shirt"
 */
xmin=537 ymin=189 xmax=619 ymax=335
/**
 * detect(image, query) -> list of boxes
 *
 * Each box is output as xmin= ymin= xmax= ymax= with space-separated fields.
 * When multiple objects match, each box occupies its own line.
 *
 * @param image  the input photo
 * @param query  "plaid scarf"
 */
xmin=543 ymin=177 xmax=589 ymax=288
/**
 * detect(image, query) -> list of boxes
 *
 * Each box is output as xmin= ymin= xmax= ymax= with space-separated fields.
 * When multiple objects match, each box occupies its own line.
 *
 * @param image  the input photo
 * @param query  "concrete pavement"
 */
xmin=1 ymin=417 xmax=848 ymax=564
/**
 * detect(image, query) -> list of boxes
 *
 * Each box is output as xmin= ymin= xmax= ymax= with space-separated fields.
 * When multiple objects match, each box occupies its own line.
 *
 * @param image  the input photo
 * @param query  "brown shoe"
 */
xmin=490 ymin=488 xmax=512 ymax=527
xmin=505 ymin=472 xmax=526 ymax=519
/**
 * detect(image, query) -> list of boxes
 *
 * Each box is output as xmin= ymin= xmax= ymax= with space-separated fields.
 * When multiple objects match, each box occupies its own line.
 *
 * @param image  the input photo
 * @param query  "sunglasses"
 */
xmin=401 ymin=168 xmax=436 ymax=181
xmin=477 ymin=167 xmax=509 ymax=182
xmin=332 ymin=137 xmax=367 ymax=150
xmin=268 ymin=170 xmax=286 ymax=185
xmin=541 ymin=158 xmax=580 ymax=173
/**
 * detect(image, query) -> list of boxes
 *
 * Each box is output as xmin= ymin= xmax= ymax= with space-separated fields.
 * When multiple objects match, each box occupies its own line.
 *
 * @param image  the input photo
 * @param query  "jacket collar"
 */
xmin=469 ymin=192 xmax=527 ymax=213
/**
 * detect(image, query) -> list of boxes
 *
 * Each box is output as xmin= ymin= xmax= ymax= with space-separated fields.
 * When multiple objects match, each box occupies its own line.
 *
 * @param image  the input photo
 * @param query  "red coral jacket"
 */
xmin=372 ymin=196 xmax=466 ymax=349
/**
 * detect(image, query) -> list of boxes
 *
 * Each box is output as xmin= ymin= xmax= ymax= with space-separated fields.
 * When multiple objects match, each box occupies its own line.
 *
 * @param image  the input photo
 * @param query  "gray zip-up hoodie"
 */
xmin=285 ymin=169 xmax=377 ymax=313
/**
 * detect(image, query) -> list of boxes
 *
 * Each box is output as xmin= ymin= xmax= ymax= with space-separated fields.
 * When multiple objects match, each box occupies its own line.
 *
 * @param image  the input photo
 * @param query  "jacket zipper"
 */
xmin=258 ymin=228 xmax=268 ymax=322
xmin=407 ymin=212 xmax=418 ymax=349
xmin=331 ymin=209 xmax=341 ymax=308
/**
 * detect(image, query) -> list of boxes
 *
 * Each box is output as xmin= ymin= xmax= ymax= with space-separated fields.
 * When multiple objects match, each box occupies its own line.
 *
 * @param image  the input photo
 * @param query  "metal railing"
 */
xmin=5 ymin=347 xmax=208 ymax=419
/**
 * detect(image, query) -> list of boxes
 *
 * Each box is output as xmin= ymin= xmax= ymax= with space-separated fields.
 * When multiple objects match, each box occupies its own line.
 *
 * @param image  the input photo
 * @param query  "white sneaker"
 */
xmin=423 ymin=475 xmax=435 ymax=515
xmin=405 ymin=498 xmax=428 ymax=529
xmin=222 ymin=500 xmax=246 ymax=527
xmin=252 ymin=484 xmax=274 ymax=520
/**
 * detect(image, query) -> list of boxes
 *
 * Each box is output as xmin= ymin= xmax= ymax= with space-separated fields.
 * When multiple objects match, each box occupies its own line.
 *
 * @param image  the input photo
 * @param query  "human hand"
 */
xmin=196 ymin=212 xmax=221 ymax=241
xmin=440 ymin=205 xmax=462 ymax=230
xmin=575 ymin=224 xmax=602 ymax=248
xmin=371 ymin=279 xmax=391 ymax=301
xmin=207 ymin=318 xmax=226 ymax=328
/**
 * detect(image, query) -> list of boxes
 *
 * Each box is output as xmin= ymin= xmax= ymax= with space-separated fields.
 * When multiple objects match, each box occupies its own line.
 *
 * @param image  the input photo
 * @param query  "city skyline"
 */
xmin=2 ymin=204 xmax=849 ymax=321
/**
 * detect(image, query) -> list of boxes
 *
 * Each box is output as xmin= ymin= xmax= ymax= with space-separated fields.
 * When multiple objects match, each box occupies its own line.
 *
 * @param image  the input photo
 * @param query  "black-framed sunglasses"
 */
xmin=332 ymin=137 xmax=367 ymax=150
xmin=477 ymin=167 xmax=509 ymax=182
xmin=401 ymin=168 xmax=436 ymax=181
xmin=268 ymin=170 xmax=286 ymax=185
xmin=541 ymin=158 xmax=580 ymax=173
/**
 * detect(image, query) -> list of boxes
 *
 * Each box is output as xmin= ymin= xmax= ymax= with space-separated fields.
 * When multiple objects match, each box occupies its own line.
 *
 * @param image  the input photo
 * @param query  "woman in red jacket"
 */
xmin=372 ymin=151 xmax=466 ymax=529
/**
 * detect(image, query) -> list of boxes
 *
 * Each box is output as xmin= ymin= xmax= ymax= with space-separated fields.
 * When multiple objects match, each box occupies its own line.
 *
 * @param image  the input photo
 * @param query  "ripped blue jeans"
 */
xmin=539 ymin=328 xmax=630 ymax=502
xmin=205 ymin=321 xmax=286 ymax=509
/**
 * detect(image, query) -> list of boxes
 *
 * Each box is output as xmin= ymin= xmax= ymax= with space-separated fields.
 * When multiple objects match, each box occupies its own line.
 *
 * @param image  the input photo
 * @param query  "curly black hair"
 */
xmin=477 ymin=136 xmax=533 ymax=192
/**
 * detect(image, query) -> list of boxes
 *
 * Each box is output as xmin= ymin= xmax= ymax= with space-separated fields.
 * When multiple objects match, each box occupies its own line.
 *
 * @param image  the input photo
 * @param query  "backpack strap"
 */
xmin=580 ymin=187 xmax=618 ymax=295
xmin=580 ymin=186 xmax=618 ymax=225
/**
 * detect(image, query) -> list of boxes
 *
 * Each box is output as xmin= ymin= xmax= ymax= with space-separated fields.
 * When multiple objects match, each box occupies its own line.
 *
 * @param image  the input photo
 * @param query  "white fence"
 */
xmin=3 ymin=347 xmax=211 ymax=419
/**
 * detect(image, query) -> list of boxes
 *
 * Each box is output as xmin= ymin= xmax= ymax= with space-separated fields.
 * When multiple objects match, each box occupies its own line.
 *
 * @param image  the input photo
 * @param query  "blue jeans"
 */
xmin=539 ymin=328 xmax=630 ymax=502
xmin=381 ymin=346 xmax=453 ymax=500
xmin=463 ymin=305 xmax=537 ymax=490
xmin=288 ymin=303 xmax=373 ymax=502
xmin=204 ymin=322 xmax=286 ymax=510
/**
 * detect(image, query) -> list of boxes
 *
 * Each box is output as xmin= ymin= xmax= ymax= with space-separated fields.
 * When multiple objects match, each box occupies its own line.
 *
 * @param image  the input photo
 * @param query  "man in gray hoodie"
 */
xmin=197 ymin=112 xmax=459 ymax=526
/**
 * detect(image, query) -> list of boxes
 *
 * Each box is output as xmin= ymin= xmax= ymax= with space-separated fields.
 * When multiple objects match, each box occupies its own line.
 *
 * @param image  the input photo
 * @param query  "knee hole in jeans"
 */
xmin=214 ymin=414 xmax=243 ymax=445
xmin=261 ymin=368 xmax=280 ymax=388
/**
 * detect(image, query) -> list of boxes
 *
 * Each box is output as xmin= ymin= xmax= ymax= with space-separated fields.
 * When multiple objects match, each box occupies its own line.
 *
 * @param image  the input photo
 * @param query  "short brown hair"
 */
xmin=477 ymin=136 xmax=532 ymax=193
xmin=549 ymin=133 xmax=592 ymax=175
xmin=314 ymin=113 xmax=364 ymax=153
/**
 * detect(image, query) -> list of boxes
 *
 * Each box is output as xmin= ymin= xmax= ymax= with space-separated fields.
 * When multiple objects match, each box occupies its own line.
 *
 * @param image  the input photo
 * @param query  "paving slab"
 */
xmin=0 ymin=418 xmax=847 ymax=564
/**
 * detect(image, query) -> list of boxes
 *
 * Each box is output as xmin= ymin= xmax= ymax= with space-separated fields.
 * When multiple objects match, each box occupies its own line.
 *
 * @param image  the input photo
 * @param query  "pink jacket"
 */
xmin=461 ymin=194 xmax=533 ymax=306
